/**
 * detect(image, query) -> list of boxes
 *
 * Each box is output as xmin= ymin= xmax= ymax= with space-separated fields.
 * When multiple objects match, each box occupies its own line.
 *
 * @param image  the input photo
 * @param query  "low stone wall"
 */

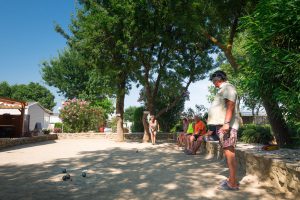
xmin=124 ymin=132 xmax=175 ymax=141
xmin=56 ymin=132 xmax=175 ymax=141
xmin=57 ymin=132 xmax=106 ymax=139
xmin=204 ymin=141 xmax=300 ymax=197
xmin=0 ymin=134 xmax=58 ymax=150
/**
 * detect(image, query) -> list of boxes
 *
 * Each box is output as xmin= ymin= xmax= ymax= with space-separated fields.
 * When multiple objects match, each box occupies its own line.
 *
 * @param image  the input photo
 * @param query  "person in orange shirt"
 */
xmin=186 ymin=116 xmax=206 ymax=155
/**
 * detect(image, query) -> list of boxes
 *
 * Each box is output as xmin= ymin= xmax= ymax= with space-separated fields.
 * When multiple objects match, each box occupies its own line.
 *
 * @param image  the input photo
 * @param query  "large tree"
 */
xmin=129 ymin=0 xmax=214 ymax=141
xmin=48 ymin=0 xmax=139 ymax=141
xmin=191 ymin=0 xmax=296 ymax=146
xmin=46 ymin=0 xmax=215 ymax=142
xmin=239 ymin=0 xmax=300 ymax=145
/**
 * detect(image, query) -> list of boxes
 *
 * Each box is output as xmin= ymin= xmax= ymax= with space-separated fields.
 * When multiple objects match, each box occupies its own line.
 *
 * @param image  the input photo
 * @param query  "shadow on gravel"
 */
xmin=0 ymin=141 xmax=290 ymax=200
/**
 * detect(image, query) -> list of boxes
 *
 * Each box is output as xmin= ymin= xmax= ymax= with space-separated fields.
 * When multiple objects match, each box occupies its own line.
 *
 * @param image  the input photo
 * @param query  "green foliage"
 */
xmin=170 ymin=121 xmax=183 ymax=134
xmin=288 ymin=121 xmax=300 ymax=138
xmin=124 ymin=106 xmax=138 ymax=122
xmin=0 ymin=81 xmax=12 ymax=97
xmin=0 ymin=81 xmax=55 ymax=110
xmin=42 ymin=129 xmax=50 ymax=135
xmin=139 ymin=81 xmax=186 ymax=132
xmin=54 ymin=123 xmax=62 ymax=129
xmin=90 ymin=98 xmax=114 ymax=119
xmin=59 ymin=98 xmax=105 ymax=132
xmin=131 ymin=106 xmax=144 ymax=132
xmin=182 ymin=104 xmax=208 ymax=119
xmin=240 ymin=0 xmax=300 ymax=123
xmin=239 ymin=124 xmax=273 ymax=144
xmin=41 ymin=50 xmax=114 ymax=101
xmin=109 ymin=117 xmax=118 ymax=133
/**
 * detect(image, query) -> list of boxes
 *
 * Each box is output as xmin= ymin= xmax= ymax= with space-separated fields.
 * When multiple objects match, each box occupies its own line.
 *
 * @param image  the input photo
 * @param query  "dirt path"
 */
xmin=0 ymin=139 xmax=289 ymax=200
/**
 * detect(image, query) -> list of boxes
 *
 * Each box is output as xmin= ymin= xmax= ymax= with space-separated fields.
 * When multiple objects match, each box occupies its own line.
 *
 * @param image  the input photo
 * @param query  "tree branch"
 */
xmin=156 ymin=69 xmax=194 ymax=119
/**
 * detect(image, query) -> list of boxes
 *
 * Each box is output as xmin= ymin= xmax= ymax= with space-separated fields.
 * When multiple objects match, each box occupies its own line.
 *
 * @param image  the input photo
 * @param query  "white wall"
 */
xmin=50 ymin=114 xmax=62 ymax=124
xmin=27 ymin=104 xmax=45 ymax=133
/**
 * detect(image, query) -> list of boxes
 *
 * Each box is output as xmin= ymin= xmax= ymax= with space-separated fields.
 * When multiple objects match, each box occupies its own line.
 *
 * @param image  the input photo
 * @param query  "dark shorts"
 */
xmin=193 ymin=134 xmax=200 ymax=141
xmin=206 ymin=125 xmax=220 ymax=141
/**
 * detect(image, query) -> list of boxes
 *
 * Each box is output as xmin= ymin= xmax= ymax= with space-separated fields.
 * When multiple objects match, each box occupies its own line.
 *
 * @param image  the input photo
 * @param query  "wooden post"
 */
xmin=19 ymin=103 xmax=25 ymax=137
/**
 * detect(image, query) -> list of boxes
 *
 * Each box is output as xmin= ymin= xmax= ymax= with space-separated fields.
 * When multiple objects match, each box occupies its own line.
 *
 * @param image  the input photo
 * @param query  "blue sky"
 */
xmin=0 ymin=0 xmax=212 ymax=112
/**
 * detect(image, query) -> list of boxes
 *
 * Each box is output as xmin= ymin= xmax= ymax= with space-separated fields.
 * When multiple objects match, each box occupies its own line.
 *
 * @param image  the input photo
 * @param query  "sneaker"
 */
xmin=220 ymin=180 xmax=240 ymax=187
xmin=219 ymin=182 xmax=239 ymax=191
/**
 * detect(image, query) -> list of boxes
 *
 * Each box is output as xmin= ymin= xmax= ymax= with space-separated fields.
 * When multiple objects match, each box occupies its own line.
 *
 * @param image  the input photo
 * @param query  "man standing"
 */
xmin=207 ymin=70 xmax=240 ymax=190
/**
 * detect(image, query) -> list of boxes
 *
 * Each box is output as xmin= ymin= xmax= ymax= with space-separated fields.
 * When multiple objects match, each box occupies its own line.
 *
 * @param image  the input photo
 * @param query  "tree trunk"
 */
xmin=142 ymin=111 xmax=150 ymax=142
xmin=142 ymin=65 xmax=154 ymax=143
xmin=115 ymin=75 xmax=126 ymax=142
xmin=261 ymin=95 xmax=290 ymax=146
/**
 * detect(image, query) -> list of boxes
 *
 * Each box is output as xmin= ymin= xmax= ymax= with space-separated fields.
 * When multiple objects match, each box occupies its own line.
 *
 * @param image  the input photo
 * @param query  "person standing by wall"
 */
xmin=149 ymin=115 xmax=159 ymax=145
xmin=207 ymin=70 xmax=241 ymax=190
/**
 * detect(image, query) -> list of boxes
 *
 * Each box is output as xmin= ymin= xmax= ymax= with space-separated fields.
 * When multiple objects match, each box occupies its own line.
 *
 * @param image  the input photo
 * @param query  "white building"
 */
xmin=0 ymin=102 xmax=53 ymax=135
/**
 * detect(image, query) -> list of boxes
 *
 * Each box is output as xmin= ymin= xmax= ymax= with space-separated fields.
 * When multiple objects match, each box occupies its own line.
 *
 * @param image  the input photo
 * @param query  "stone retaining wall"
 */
xmin=57 ymin=132 xmax=106 ymax=139
xmin=124 ymin=132 xmax=175 ymax=141
xmin=0 ymin=134 xmax=58 ymax=150
xmin=204 ymin=141 xmax=300 ymax=197
xmin=57 ymin=132 xmax=175 ymax=141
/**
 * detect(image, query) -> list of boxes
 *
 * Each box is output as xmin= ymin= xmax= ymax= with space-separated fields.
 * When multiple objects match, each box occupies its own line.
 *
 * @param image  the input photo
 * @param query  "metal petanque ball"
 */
xmin=62 ymin=175 xmax=67 ymax=181
xmin=65 ymin=173 xmax=71 ymax=179
xmin=82 ymin=172 xmax=87 ymax=177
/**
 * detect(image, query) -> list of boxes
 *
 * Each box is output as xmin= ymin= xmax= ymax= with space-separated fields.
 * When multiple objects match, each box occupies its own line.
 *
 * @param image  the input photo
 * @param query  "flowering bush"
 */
xmin=59 ymin=98 xmax=105 ymax=132
xmin=53 ymin=128 xmax=62 ymax=133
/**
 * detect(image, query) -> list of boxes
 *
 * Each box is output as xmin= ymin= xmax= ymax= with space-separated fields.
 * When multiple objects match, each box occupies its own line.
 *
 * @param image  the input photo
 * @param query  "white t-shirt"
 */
xmin=207 ymin=82 xmax=240 ymax=130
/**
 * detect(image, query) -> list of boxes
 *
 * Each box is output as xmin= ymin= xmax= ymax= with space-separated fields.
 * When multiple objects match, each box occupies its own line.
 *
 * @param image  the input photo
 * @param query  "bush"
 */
xmin=110 ymin=117 xmax=117 ymax=133
xmin=59 ymin=98 xmax=105 ymax=132
xmin=53 ymin=128 xmax=62 ymax=133
xmin=42 ymin=129 xmax=50 ymax=134
xmin=131 ymin=107 xmax=144 ymax=132
xmin=239 ymin=124 xmax=273 ymax=144
xmin=54 ymin=122 xmax=62 ymax=129
xmin=170 ymin=121 xmax=183 ymax=133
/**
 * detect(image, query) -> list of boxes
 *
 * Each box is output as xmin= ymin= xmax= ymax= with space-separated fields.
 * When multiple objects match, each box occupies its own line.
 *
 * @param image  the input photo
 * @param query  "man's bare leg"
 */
xmin=192 ymin=139 xmax=202 ymax=154
xmin=224 ymin=146 xmax=238 ymax=187
xmin=150 ymin=131 xmax=154 ymax=144
xmin=153 ymin=131 xmax=156 ymax=144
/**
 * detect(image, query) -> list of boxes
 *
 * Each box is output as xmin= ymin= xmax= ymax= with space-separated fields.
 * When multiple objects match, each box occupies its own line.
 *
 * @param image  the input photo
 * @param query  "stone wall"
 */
xmin=56 ymin=132 xmax=175 ymax=141
xmin=124 ymin=132 xmax=175 ymax=141
xmin=0 ymin=134 xmax=58 ymax=150
xmin=57 ymin=132 xmax=106 ymax=140
xmin=204 ymin=141 xmax=300 ymax=197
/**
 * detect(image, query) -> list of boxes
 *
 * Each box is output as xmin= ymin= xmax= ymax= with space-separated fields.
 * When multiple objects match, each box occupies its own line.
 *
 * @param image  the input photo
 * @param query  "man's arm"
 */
xmin=220 ymin=99 xmax=235 ymax=133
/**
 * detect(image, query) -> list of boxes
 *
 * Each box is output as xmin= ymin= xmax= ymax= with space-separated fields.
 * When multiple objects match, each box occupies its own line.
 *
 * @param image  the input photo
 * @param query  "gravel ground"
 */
xmin=0 ymin=139 xmax=291 ymax=200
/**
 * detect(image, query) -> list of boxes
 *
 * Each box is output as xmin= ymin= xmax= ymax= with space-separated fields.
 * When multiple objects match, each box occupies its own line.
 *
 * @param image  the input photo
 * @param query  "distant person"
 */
xmin=207 ymin=70 xmax=240 ymax=190
xmin=177 ymin=118 xmax=188 ymax=147
xmin=149 ymin=115 xmax=159 ymax=145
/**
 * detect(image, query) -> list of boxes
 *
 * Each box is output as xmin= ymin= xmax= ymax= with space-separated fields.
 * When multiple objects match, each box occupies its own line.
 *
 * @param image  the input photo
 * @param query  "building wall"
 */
xmin=27 ymin=104 xmax=45 ymax=132
xmin=44 ymin=112 xmax=51 ymax=130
